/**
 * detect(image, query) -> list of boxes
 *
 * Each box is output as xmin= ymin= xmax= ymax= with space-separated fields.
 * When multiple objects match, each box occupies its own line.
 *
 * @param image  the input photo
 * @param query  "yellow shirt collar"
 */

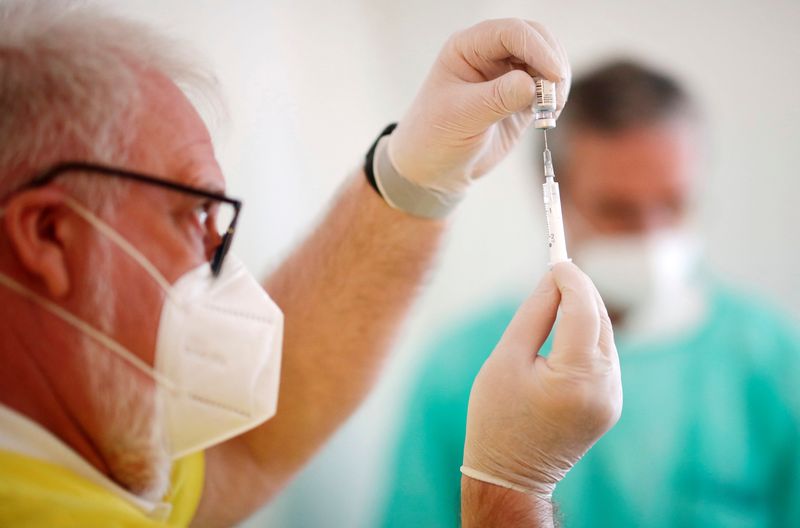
xmin=0 ymin=403 xmax=172 ymax=521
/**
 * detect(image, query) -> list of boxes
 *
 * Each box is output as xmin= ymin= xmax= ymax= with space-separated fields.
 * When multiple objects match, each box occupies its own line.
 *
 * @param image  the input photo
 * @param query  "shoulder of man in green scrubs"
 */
xmin=378 ymin=281 xmax=800 ymax=527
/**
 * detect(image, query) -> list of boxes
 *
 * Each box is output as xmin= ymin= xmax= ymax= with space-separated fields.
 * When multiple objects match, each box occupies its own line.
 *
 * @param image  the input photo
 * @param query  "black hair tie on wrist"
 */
xmin=364 ymin=123 xmax=398 ymax=195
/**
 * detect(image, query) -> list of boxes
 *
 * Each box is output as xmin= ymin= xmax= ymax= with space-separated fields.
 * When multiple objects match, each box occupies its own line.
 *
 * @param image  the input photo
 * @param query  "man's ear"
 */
xmin=2 ymin=188 xmax=75 ymax=298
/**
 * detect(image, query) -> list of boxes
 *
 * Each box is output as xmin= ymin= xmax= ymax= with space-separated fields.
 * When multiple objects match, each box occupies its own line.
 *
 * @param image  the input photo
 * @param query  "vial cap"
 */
xmin=534 ymin=118 xmax=556 ymax=130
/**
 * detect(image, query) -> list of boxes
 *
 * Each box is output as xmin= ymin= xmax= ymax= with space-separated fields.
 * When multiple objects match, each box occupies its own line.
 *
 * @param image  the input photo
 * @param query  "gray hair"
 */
xmin=544 ymin=59 xmax=700 ymax=185
xmin=0 ymin=0 xmax=223 ymax=206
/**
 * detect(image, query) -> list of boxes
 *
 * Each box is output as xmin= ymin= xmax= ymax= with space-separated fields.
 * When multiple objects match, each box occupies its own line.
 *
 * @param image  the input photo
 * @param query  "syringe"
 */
xmin=534 ymin=79 xmax=570 ymax=267
xmin=542 ymin=140 xmax=570 ymax=266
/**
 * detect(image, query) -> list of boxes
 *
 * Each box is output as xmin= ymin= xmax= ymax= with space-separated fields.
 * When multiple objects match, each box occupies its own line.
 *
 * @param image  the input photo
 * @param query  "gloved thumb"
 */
xmin=494 ymin=269 xmax=560 ymax=362
xmin=470 ymin=69 xmax=536 ymax=129
xmin=549 ymin=261 xmax=603 ymax=364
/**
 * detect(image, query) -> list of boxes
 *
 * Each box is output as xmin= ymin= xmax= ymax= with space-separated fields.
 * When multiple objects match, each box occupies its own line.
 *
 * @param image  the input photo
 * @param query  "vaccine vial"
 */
xmin=533 ymin=78 xmax=557 ymax=130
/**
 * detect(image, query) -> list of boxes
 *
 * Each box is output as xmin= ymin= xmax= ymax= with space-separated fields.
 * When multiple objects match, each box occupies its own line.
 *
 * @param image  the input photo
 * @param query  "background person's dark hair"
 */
xmin=544 ymin=59 xmax=699 ymax=184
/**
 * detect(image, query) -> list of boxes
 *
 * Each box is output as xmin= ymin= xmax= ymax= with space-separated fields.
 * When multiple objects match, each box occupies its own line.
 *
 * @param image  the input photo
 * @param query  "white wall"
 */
xmin=106 ymin=1 xmax=800 ymax=526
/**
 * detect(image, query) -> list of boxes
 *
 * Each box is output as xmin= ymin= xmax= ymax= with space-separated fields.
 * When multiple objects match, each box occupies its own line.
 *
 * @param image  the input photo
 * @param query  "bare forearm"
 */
xmin=461 ymin=477 xmax=555 ymax=528
xmin=244 ymin=172 xmax=443 ymax=490
xmin=197 ymin=173 xmax=445 ymax=524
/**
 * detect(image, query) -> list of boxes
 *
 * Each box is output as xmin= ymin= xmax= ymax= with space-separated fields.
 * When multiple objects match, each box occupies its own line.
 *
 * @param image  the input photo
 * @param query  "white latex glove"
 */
xmin=388 ymin=18 xmax=571 ymax=197
xmin=461 ymin=262 xmax=623 ymax=499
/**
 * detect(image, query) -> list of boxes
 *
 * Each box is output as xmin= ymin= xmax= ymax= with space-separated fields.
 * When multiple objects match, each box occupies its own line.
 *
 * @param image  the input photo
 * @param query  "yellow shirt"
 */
xmin=0 ymin=450 xmax=204 ymax=527
xmin=0 ymin=405 xmax=205 ymax=527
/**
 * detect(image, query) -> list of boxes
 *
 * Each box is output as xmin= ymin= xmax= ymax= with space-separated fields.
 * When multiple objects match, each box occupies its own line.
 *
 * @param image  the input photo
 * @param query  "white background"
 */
xmin=107 ymin=1 xmax=800 ymax=526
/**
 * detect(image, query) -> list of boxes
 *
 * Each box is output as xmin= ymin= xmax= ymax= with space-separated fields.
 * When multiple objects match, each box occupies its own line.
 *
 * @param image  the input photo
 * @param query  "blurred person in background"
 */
xmin=380 ymin=59 xmax=800 ymax=527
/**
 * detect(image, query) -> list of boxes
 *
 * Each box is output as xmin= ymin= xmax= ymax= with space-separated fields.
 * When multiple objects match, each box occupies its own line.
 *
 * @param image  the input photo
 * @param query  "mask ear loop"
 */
xmin=62 ymin=197 xmax=175 ymax=294
xmin=0 ymin=197 xmax=180 ymax=392
xmin=0 ymin=272 xmax=178 ymax=392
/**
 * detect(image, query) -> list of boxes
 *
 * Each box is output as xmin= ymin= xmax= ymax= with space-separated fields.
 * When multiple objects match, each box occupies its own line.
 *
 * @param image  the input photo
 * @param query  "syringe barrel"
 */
xmin=543 ymin=150 xmax=555 ymax=178
xmin=542 ymin=177 xmax=569 ymax=266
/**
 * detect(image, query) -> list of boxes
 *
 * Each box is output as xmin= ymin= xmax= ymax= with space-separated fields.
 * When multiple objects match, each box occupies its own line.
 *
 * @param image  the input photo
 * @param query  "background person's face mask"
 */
xmin=0 ymin=198 xmax=283 ymax=458
xmin=571 ymin=230 xmax=705 ymax=341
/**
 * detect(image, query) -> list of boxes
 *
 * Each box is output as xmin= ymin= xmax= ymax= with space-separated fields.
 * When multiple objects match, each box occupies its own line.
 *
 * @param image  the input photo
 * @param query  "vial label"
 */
xmin=535 ymin=78 xmax=556 ymax=109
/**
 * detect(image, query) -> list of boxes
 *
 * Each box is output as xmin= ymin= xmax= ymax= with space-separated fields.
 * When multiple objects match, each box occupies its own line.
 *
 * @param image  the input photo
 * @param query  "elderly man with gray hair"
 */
xmin=0 ymin=2 xmax=621 ymax=526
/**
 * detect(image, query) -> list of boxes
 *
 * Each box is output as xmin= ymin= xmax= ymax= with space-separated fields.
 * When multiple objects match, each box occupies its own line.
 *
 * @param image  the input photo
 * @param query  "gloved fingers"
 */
xmin=494 ymin=270 xmax=560 ymax=362
xmin=523 ymin=21 xmax=571 ymax=115
xmin=522 ymin=21 xmax=568 ymax=74
xmin=554 ymin=72 xmax=571 ymax=117
xmin=498 ymin=110 xmax=535 ymax=141
xmin=468 ymin=69 xmax=537 ymax=126
xmin=452 ymin=18 xmax=567 ymax=85
xmin=590 ymin=276 xmax=618 ymax=361
xmin=591 ymin=281 xmax=624 ymax=419
xmin=469 ymin=110 xmax=534 ymax=177
xmin=549 ymin=261 xmax=603 ymax=363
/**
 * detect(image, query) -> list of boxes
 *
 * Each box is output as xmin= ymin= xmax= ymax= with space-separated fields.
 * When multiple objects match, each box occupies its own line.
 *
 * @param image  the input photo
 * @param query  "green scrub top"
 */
xmin=378 ymin=284 xmax=800 ymax=528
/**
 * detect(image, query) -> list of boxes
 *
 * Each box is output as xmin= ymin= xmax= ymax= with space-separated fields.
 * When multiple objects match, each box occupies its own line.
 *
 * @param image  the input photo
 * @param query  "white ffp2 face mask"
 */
xmin=571 ymin=230 xmax=707 ymax=343
xmin=572 ymin=230 xmax=700 ymax=314
xmin=0 ymin=198 xmax=283 ymax=459
xmin=155 ymin=254 xmax=283 ymax=458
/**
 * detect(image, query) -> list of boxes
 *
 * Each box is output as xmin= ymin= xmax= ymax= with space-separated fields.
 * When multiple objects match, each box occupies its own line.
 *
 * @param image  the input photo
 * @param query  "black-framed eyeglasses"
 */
xmin=17 ymin=161 xmax=242 ymax=277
